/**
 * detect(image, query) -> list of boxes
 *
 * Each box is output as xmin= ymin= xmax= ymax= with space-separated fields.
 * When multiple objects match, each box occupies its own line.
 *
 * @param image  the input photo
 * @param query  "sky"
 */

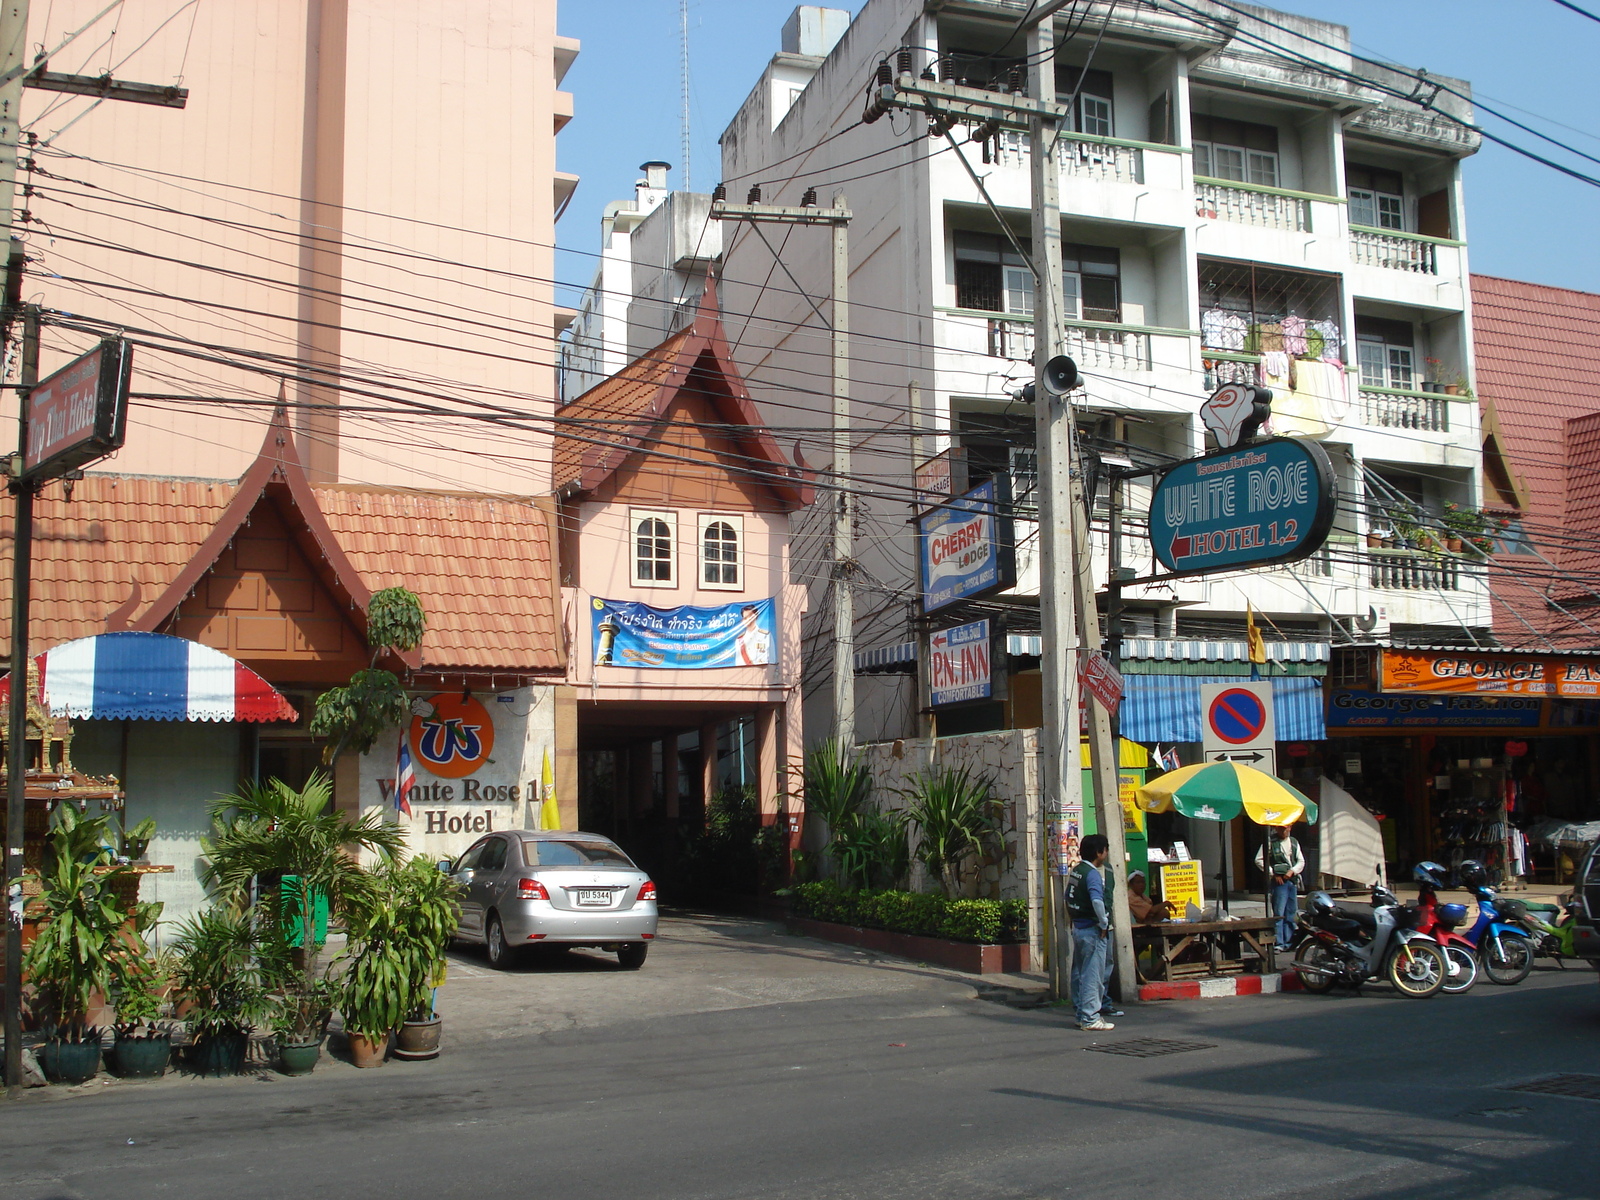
xmin=554 ymin=0 xmax=1600 ymax=297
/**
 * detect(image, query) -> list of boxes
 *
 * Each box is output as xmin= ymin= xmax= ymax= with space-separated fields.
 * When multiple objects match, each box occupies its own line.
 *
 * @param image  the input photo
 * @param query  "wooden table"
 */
xmin=1132 ymin=917 xmax=1279 ymax=982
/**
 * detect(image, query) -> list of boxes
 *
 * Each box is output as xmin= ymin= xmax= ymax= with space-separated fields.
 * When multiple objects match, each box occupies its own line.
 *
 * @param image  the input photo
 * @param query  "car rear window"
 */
xmin=526 ymin=839 xmax=635 ymax=868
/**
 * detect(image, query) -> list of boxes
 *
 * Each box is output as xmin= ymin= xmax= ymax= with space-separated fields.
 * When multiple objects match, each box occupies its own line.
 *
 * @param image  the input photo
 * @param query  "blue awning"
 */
xmin=1120 ymin=675 xmax=1325 ymax=743
xmin=853 ymin=640 xmax=917 ymax=674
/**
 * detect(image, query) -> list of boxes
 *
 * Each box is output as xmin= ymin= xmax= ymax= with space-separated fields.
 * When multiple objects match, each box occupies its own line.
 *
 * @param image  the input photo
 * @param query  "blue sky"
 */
xmin=555 ymin=1 xmax=1599 ymax=296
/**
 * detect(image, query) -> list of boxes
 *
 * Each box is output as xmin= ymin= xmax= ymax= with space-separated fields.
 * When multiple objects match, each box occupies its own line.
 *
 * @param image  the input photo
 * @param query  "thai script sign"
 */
xmin=1147 ymin=437 xmax=1334 ymax=577
xmin=23 ymin=339 xmax=131 ymax=482
xmin=929 ymin=619 xmax=990 ymax=706
xmin=917 ymin=476 xmax=1016 ymax=614
xmin=1379 ymin=649 xmax=1600 ymax=698
xmin=1326 ymin=689 xmax=1543 ymax=729
xmin=591 ymin=596 xmax=776 ymax=669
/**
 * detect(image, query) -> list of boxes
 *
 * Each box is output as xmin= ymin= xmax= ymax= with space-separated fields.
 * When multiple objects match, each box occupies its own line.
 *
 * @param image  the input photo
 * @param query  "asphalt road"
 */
xmin=3 ymin=916 xmax=1597 ymax=1200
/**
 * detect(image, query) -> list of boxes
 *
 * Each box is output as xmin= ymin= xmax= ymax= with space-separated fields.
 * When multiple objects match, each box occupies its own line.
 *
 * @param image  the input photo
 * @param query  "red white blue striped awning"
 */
xmin=0 ymin=632 xmax=297 ymax=723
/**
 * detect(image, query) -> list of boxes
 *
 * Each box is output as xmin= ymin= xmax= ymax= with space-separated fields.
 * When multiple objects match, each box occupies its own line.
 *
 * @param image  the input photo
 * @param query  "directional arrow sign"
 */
xmin=1209 ymin=749 xmax=1277 ymax=774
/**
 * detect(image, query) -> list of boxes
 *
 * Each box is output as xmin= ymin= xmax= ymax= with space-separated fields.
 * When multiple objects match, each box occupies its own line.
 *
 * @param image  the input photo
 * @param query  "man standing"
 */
xmin=1255 ymin=824 xmax=1305 ymax=950
xmin=1066 ymin=834 xmax=1117 ymax=1031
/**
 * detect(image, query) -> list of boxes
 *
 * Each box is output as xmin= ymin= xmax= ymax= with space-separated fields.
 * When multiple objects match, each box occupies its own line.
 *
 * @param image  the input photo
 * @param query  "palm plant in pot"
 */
xmin=899 ymin=764 xmax=1003 ymax=898
xmin=336 ymin=857 xmax=461 ymax=1065
xmin=201 ymin=772 xmax=404 ymax=1074
xmin=109 ymin=948 xmax=177 ymax=1079
xmin=23 ymin=807 xmax=162 ymax=1084
xmin=171 ymin=905 xmax=278 ymax=1075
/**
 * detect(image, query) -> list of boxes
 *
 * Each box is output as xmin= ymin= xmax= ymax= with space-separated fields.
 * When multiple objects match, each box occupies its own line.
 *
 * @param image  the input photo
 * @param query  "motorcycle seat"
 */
xmin=1521 ymin=902 xmax=1561 ymax=916
xmin=1333 ymin=905 xmax=1377 ymax=932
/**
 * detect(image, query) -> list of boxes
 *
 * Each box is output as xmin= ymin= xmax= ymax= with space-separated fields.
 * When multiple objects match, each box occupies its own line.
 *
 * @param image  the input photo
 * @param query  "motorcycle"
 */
xmin=1498 ymin=892 xmax=1582 ymax=968
xmin=1410 ymin=861 xmax=1479 ymax=993
xmin=1454 ymin=859 xmax=1536 ymax=986
xmin=1293 ymin=884 xmax=1449 ymax=998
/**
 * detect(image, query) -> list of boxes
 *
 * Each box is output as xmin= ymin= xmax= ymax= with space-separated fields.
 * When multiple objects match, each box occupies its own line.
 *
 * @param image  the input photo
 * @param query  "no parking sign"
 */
xmin=1200 ymin=681 xmax=1276 ymax=768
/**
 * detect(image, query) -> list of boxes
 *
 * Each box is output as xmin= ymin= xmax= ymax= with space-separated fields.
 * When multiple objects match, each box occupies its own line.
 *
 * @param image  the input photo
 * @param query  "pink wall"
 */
xmin=13 ymin=1 xmax=570 ymax=493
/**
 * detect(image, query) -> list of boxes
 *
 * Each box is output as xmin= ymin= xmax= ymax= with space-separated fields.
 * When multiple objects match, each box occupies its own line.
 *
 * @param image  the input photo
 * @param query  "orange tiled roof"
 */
xmin=553 ymin=327 xmax=692 ymax=489
xmin=0 ymin=474 xmax=562 ymax=673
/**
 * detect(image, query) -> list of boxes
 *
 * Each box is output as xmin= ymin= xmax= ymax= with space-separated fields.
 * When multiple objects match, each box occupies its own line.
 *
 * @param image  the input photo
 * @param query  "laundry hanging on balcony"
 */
xmin=0 ymin=631 xmax=298 ymax=722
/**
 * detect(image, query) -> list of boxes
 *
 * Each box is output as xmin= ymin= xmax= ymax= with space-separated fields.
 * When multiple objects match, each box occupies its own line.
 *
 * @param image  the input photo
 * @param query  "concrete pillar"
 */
xmin=554 ymin=685 xmax=579 ymax=829
xmin=756 ymin=705 xmax=779 ymax=820
xmin=781 ymin=695 xmax=804 ymax=847
xmin=630 ymin=741 xmax=653 ymax=820
xmin=700 ymin=720 xmax=719 ymax=811
xmin=662 ymin=733 xmax=679 ymax=819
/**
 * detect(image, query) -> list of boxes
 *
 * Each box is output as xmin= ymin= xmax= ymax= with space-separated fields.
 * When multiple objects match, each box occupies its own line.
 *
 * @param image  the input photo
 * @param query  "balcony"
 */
xmin=1358 ymin=386 xmax=1450 ymax=433
xmin=1368 ymin=548 xmax=1461 ymax=592
xmin=1349 ymin=226 xmax=1461 ymax=275
xmin=1194 ymin=177 xmax=1314 ymax=232
xmin=986 ymin=128 xmax=1187 ymax=194
xmin=984 ymin=316 xmax=1152 ymax=372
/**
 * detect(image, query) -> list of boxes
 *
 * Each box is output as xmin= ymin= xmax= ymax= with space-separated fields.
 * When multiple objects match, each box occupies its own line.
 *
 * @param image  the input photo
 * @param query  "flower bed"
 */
xmin=789 ymin=881 xmax=1027 ymax=944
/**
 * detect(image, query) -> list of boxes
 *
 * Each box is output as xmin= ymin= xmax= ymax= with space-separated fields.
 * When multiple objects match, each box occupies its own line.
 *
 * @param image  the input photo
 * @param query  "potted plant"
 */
xmin=171 ymin=906 xmax=277 ymax=1076
xmin=336 ymin=857 xmax=461 ymax=1065
xmin=23 ymin=807 xmax=162 ymax=1084
xmin=387 ymin=857 xmax=461 ymax=1060
xmin=1365 ymin=526 xmax=1389 ymax=550
xmin=1441 ymin=502 xmax=1501 ymax=554
xmin=120 ymin=817 xmax=157 ymax=863
xmin=201 ymin=772 xmax=404 ymax=1074
xmin=899 ymin=764 xmax=1003 ymax=897
xmin=1421 ymin=357 xmax=1445 ymax=393
xmin=109 ymin=951 xmax=175 ymax=1079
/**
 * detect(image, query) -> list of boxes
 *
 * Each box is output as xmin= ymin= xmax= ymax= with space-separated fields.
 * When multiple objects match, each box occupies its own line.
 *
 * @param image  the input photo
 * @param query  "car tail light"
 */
xmin=638 ymin=880 xmax=657 ymax=902
xmin=517 ymin=878 xmax=549 ymax=900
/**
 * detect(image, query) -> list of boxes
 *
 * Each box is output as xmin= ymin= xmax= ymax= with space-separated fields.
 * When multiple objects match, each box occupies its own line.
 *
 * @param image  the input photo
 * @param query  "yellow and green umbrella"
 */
xmin=1136 ymin=761 xmax=1318 ymax=826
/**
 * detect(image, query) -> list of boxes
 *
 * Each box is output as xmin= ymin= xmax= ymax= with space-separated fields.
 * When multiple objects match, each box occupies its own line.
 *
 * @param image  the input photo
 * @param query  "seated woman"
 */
xmin=1126 ymin=870 xmax=1172 ymax=924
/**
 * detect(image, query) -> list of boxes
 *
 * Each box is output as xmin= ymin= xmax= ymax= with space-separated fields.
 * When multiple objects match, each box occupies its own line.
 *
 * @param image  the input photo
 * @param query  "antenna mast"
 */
xmin=680 ymin=0 xmax=691 ymax=190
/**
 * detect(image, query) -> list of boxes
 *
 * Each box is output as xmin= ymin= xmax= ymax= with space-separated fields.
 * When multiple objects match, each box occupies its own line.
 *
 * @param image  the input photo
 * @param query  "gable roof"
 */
xmin=0 ymin=412 xmax=564 ymax=675
xmin=554 ymin=283 xmax=812 ymax=510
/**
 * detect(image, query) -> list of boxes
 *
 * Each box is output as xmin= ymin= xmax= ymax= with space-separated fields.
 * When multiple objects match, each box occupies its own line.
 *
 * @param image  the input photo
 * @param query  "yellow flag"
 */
xmin=540 ymin=749 xmax=561 ymax=830
xmin=1246 ymin=602 xmax=1267 ymax=665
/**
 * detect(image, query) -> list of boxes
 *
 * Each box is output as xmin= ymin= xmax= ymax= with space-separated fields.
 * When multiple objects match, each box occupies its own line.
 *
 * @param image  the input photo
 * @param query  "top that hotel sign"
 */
xmin=917 ymin=476 xmax=1016 ymax=615
xmin=22 ymin=339 xmax=132 ymax=482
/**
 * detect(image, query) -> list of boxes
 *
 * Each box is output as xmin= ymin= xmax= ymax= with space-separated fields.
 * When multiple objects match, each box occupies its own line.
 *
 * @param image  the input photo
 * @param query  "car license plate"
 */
xmin=576 ymin=889 xmax=611 ymax=907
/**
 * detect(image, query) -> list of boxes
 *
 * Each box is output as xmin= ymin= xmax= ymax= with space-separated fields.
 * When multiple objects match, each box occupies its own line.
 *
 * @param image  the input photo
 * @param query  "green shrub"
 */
xmin=790 ymin=880 xmax=1024 ymax=944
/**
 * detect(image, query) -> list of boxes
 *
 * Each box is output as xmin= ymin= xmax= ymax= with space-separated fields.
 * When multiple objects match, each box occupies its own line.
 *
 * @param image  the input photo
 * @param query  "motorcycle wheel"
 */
xmin=1441 ymin=945 xmax=1478 ymax=994
xmin=1293 ymin=940 xmax=1339 ymax=994
xmin=1481 ymin=934 xmax=1534 ymax=985
xmin=1386 ymin=941 xmax=1447 ymax=998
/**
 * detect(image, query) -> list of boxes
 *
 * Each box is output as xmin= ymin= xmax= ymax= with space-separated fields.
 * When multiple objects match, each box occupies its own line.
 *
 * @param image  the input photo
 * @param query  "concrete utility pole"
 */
xmin=711 ymin=193 xmax=855 ymax=751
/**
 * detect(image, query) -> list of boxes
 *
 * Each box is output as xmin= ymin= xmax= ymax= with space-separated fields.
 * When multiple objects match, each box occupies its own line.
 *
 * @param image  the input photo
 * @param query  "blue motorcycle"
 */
xmin=1454 ymin=859 xmax=1536 ymax=986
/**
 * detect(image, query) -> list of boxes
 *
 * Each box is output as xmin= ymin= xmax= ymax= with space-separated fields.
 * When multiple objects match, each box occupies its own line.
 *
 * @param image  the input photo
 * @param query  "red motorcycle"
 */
xmin=1412 ymin=862 xmax=1479 ymax=993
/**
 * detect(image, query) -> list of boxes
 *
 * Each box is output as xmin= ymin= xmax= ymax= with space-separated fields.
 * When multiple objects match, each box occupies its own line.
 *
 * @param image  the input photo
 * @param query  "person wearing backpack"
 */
xmin=1254 ymin=824 xmax=1305 ymax=950
xmin=1066 ymin=834 xmax=1117 ymax=1031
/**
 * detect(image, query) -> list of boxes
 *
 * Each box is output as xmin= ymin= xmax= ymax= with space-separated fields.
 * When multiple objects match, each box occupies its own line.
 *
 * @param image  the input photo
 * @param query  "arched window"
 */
xmin=632 ymin=511 xmax=675 ymax=584
xmin=702 ymin=519 xmax=740 ymax=587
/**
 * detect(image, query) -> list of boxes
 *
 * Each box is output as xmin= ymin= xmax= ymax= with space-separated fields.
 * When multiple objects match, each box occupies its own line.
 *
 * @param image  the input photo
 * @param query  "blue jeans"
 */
xmin=1071 ymin=924 xmax=1110 ymax=1025
xmin=1271 ymin=880 xmax=1299 ymax=948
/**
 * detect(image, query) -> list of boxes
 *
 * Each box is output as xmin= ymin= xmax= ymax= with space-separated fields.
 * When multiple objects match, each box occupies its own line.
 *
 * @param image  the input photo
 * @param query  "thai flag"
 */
xmin=394 ymin=736 xmax=417 ymax=818
xmin=1157 ymin=744 xmax=1183 ymax=772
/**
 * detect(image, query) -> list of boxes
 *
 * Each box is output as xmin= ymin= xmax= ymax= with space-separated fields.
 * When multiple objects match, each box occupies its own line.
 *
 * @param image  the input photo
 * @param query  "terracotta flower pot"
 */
xmin=1446 ymin=536 xmax=1463 ymax=552
xmin=347 ymin=1031 xmax=389 ymax=1068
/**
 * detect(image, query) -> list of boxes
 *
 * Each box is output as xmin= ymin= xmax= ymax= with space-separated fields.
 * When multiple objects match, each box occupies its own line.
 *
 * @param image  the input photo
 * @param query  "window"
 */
xmin=699 ymin=513 xmax=743 ymax=590
xmin=1193 ymin=115 xmax=1280 ymax=187
xmin=1495 ymin=519 xmax=1536 ymax=556
xmin=1348 ymin=164 xmax=1404 ymax=231
xmin=526 ymin=839 xmax=636 ymax=868
xmin=1199 ymin=259 xmax=1343 ymax=357
xmin=954 ymin=232 xmax=1118 ymax=322
xmin=1058 ymin=66 xmax=1114 ymax=137
xmin=1356 ymin=318 xmax=1416 ymax=390
xmin=954 ymin=231 xmax=1032 ymax=313
xmin=477 ymin=837 xmax=508 ymax=873
xmin=1062 ymin=244 xmax=1121 ymax=323
xmin=631 ymin=509 xmax=676 ymax=586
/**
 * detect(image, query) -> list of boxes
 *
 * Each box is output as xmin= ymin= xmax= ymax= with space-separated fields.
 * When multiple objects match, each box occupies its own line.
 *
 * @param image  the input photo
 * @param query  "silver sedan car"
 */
xmin=444 ymin=831 xmax=658 ymax=969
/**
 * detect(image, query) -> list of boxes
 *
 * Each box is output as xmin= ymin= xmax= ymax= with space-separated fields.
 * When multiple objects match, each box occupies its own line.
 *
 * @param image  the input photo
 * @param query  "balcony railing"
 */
xmin=1368 ymin=549 xmax=1460 ymax=592
xmin=1348 ymin=225 xmax=1462 ymax=275
xmin=983 ymin=315 xmax=1153 ymax=371
xmin=992 ymin=129 xmax=1159 ymax=185
xmin=1359 ymin=387 xmax=1450 ymax=433
xmin=1194 ymin=177 xmax=1321 ymax=232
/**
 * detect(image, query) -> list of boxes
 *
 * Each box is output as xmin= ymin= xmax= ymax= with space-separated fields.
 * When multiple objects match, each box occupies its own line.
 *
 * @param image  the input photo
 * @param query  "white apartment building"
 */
xmin=718 ymin=1 xmax=1488 ymax=747
xmin=561 ymin=163 xmax=722 ymax=401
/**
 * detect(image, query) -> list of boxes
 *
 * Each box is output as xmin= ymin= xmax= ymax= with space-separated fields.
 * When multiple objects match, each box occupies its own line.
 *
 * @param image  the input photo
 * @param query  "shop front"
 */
xmin=1326 ymin=647 xmax=1600 ymax=885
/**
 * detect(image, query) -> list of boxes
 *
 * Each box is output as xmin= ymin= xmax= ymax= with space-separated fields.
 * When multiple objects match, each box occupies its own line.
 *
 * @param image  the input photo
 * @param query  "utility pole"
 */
xmin=4 ymin=304 xmax=36 ymax=1097
xmin=873 ymin=12 xmax=1135 ymax=1004
xmin=711 ymin=192 xmax=854 ymax=750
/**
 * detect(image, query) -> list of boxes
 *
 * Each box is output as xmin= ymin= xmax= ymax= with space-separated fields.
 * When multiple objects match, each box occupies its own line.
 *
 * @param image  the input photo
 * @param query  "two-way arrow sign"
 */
xmin=1209 ymin=748 xmax=1276 ymax=772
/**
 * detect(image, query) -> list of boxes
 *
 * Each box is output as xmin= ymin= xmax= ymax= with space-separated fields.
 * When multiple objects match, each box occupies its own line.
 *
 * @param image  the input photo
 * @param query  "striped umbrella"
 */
xmin=1136 ymin=761 xmax=1318 ymax=826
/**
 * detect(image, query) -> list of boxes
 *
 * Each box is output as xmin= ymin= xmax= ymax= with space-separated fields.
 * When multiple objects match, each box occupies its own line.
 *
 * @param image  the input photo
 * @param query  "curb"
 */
xmin=1138 ymin=970 xmax=1304 ymax=1001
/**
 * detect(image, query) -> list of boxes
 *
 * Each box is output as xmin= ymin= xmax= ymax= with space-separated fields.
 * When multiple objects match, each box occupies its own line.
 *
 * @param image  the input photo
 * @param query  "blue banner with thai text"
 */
xmin=591 ymin=596 xmax=776 ymax=669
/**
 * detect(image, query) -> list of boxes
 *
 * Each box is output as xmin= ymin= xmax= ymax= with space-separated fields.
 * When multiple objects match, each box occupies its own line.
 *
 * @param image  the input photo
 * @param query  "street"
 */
xmin=2 ymin=914 xmax=1596 ymax=1200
